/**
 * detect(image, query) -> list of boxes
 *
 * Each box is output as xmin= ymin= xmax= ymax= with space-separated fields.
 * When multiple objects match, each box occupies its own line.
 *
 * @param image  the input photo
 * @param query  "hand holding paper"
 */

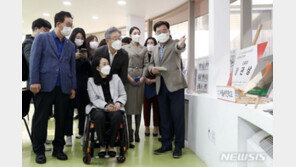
xmin=153 ymin=66 xmax=167 ymax=71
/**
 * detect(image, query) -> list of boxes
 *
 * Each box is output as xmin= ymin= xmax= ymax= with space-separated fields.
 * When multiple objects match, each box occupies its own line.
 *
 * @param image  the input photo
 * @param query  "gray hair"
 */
xmin=105 ymin=27 xmax=122 ymax=39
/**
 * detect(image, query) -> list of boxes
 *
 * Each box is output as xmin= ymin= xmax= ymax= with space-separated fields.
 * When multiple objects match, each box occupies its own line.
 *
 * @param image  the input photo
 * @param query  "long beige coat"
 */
xmin=122 ymin=43 xmax=148 ymax=115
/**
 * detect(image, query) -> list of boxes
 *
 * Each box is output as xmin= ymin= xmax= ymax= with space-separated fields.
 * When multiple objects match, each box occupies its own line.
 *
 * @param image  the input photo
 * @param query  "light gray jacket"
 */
xmin=148 ymin=38 xmax=188 ymax=94
xmin=85 ymin=74 xmax=127 ymax=114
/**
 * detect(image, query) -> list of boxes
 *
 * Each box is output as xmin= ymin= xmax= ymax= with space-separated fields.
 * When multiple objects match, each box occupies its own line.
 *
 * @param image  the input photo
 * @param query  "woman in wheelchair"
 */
xmin=85 ymin=57 xmax=127 ymax=158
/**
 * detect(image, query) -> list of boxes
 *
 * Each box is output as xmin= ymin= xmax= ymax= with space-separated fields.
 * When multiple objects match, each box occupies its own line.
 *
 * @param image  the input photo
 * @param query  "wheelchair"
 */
xmin=82 ymin=110 xmax=129 ymax=164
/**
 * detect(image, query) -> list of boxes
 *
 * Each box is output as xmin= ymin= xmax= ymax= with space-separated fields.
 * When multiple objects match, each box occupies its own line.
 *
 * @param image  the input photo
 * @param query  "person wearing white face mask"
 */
xmin=143 ymin=37 xmax=161 ymax=140
xmin=22 ymin=18 xmax=53 ymax=153
xmin=86 ymin=35 xmax=99 ymax=64
xmin=64 ymin=28 xmax=91 ymax=147
xmin=122 ymin=26 xmax=148 ymax=147
xmin=85 ymin=57 xmax=127 ymax=158
xmin=93 ymin=27 xmax=129 ymax=85
xmin=148 ymin=21 xmax=187 ymax=159
xmin=29 ymin=11 xmax=76 ymax=164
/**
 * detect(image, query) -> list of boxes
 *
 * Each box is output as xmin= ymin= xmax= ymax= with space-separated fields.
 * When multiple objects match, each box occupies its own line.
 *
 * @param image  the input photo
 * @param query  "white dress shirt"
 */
xmin=108 ymin=46 xmax=117 ymax=65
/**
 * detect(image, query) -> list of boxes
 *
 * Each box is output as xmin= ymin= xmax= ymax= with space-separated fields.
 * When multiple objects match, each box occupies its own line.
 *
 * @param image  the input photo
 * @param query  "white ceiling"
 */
xmin=22 ymin=0 xmax=187 ymax=35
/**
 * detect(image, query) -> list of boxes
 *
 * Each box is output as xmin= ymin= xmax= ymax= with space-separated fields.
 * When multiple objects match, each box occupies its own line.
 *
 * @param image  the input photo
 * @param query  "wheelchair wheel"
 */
xmin=117 ymin=155 xmax=126 ymax=163
xmin=83 ymin=155 xmax=91 ymax=164
xmin=122 ymin=114 xmax=129 ymax=151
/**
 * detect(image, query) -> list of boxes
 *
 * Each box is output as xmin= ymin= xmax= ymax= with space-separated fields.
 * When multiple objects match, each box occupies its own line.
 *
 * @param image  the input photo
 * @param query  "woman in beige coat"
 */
xmin=122 ymin=26 xmax=148 ymax=148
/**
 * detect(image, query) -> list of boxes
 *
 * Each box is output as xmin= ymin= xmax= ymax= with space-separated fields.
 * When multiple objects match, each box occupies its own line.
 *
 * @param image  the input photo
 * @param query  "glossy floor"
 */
xmin=22 ymin=106 xmax=207 ymax=167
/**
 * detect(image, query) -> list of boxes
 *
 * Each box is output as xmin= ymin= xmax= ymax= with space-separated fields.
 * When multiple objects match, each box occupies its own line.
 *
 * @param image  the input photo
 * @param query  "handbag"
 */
xmin=144 ymin=83 xmax=157 ymax=99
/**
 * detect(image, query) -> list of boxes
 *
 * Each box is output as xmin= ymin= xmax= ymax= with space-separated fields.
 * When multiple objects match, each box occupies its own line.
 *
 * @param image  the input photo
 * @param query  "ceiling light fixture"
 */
xmin=117 ymin=0 xmax=126 ymax=6
xmin=63 ymin=1 xmax=72 ymax=6
xmin=92 ymin=16 xmax=99 ymax=20
xmin=43 ymin=13 xmax=50 ymax=17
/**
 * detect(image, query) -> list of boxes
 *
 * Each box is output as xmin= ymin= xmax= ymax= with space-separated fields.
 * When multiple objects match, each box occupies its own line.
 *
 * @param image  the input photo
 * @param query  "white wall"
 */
xmin=185 ymin=94 xmax=273 ymax=167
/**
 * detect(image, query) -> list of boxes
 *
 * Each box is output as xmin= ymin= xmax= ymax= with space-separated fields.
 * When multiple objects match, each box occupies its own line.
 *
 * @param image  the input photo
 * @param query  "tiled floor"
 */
xmin=22 ymin=105 xmax=207 ymax=167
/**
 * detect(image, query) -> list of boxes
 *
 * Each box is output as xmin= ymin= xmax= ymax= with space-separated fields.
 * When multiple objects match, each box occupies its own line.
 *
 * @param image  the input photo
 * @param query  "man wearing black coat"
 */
xmin=22 ymin=18 xmax=51 ymax=126
xmin=93 ymin=27 xmax=129 ymax=84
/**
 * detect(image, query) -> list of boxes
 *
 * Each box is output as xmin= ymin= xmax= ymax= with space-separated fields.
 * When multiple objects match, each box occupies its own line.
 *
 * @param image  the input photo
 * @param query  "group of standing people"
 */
xmin=22 ymin=10 xmax=187 ymax=164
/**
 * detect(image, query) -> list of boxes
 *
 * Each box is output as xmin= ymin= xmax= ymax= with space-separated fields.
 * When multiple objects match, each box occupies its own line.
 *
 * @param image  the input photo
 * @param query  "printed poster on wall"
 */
xmin=228 ymin=42 xmax=268 ymax=91
xmin=195 ymin=56 xmax=209 ymax=93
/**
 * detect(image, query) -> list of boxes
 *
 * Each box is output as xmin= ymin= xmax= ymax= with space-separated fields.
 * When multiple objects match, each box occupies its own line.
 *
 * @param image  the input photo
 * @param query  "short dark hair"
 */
xmin=69 ymin=27 xmax=86 ymax=49
xmin=144 ymin=37 xmax=157 ymax=47
xmin=54 ymin=11 xmax=73 ymax=27
xmin=31 ymin=18 xmax=52 ymax=31
xmin=122 ymin=37 xmax=132 ymax=44
xmin=153 ymin=21 xmax=170 ymax=32
xmin=129 ymin=26 xmax=141 ymax=35
xmin=99 ymin=39 xmax=107 ymax=47
xmin=86 ymin=35 xmax=98 ymax=51
xmin=91 ymin=56 xmax=112 ymax=85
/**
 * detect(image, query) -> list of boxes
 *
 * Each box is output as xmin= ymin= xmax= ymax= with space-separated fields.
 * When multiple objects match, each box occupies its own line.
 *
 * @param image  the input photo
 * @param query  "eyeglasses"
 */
xmin=63 ymin=22 xmax=74 ymax=28
xmin=155 ymin=30 xmax=169 ymax=35
xmin=110 ymin=37 xmax=122 ymax=41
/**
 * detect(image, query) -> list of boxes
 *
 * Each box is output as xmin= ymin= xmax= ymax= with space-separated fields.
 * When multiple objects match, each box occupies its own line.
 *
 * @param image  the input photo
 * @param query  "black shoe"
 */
xmin=52 ymin=151 xmax=68 ymax=160
xmin=145 ymin=132 xmax=150 ymax=136
xmin=153 ymin=133 xmax=158 ymax=137
xmin=98 ymin=151 xmax=106 ymax=158
xmin=108 ymin=150 xmax=116 ymax=157
xmin=129 ymin=143 xmax=135 ymax=149
xmin=158 ymin=137 xmax=162 ymax=142
xmin=74 ymin=114 xmax=79 ymax=119
xmin=135 ymin=133 xmax=140 ymax=142
xmin=173 ymin=148 xmax=182 ymax=158
xmin=35 ymin=154 xmax=46 ymax=164
xmin=154 ymin=146 xmax=172 ymax=155
xmin=129 ymin=129 xmax=134 ymax=142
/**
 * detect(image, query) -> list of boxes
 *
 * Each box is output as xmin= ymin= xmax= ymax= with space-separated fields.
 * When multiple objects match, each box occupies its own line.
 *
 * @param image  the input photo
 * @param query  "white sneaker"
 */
xmin=45 ymin=139 xmax=52 ymax=144
xmin=44 ymin=143 xmax=52 ymax=151
xmin=76 ymin=134 xmax=82 ymax=139
xmin=65 ymin=136 xmax=72 ymax=146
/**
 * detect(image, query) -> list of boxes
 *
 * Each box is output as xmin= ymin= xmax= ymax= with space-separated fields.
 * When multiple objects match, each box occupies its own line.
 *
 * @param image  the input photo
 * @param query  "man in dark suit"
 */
xmin=29 ymin=11 xmax=76 ymax=164
xmin=22 ymin=18 xmax=52 ymax=151
xmin=93 ymin=27 xmax=129 ymax=84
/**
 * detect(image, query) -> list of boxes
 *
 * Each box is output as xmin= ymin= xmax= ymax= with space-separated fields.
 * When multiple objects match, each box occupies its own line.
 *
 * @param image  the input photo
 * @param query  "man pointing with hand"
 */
xmin=148 ymin=21 xmax=187 ymax=159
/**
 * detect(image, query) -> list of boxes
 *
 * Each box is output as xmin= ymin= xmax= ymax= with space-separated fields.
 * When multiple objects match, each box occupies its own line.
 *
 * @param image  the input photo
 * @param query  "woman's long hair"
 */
xmin=144 ymin=37 xmax=157 ymax=46
xmin=91 ymin=56 xmax=112 ymax=85
xmin=69 ymin=27 xmax=87 ymax=49
xmin=85 ymin=35 xmax=98 ymax=52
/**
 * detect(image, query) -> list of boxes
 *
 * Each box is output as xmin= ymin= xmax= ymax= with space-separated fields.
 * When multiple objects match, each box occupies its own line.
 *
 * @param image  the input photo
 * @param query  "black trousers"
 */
xmin=31 ymin=87 xmax=70 ymax=154
xmin=77 ymin=86 xmax=89 ymax=135
xmin=64 ymin=99 xmax=74 ymax=136
xmin=158 ymin=77 xmax=185 ymax=148
xmin=77 ymin=98 xmax=87 ymax=136
xmin=90 ymin=108 xmax=122 ymax=147
xmin=22 ymin=90 xmax=33 ymax=118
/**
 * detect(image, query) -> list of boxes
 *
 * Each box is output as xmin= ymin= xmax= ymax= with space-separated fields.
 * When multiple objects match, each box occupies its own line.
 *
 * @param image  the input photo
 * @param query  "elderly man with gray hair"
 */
xmin=93 ymin=27 xmax=129 ymax=84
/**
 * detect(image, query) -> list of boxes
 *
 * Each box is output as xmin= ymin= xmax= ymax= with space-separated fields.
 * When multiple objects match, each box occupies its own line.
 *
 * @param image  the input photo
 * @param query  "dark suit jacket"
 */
xmin=22 ymin=34 xmax=34 ymax=87
xmin=93 ymin=45 xmax=129 ymax=84
xmin=30 ymin=31 xmax=77 ymax=94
